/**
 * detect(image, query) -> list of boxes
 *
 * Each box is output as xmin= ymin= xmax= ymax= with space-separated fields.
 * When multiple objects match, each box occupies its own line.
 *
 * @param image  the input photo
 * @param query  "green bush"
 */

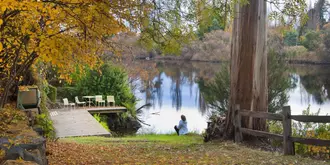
xmin=324 ymin=32 xmax=330 ymax=52
xmin=198 ymin=65 xmax=229 ymax=116
xmin=301 ymin=31 xmax=321 ymax=51
xmin=74 ymin=63 xmax=135 ymax=106
xmin=292 ymin=107 xmax=330 ymax=158
xmin=268 ymin=121 xmax=283 ymax=147
xmin=36 ymin=113 xmax=55 ymax=138
xmin=93 ymin=113 xmax=110 ymax=132
xmin=269 ymin=106 xmax=330 ymax=159
xmin=323 ymin=27 xmax=330 ymax=53
xmin=47 ymin=85 xmax=57 ymax=102
xmin=57 ymin=87 xmax=79 ymax=101
xmin=284 ymin=31 xmax=298 ymax=46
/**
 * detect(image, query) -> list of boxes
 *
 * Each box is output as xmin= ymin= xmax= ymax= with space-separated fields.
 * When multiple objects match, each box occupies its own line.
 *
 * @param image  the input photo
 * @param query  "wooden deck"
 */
xmin=49 ymin=106 xmax=126 ymax=138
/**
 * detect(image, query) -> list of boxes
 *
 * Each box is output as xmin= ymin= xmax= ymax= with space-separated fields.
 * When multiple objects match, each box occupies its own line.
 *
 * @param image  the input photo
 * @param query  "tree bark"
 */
xmin=0 ymin=78 xmax=14 ymax=108
xmin=225 ymin=0 xmax=267 ymax=138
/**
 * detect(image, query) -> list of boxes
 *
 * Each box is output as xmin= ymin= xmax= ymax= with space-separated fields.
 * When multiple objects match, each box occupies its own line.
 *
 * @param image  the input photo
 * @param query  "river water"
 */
xmin=129 ymin=61 xmax=330 ymax=134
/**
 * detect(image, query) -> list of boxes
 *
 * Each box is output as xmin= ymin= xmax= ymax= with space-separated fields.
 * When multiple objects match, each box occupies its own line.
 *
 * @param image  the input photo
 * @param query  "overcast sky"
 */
xmin=267 ymin=0 xmax=330 ymax=26
xmin=307 ymin=0 xmax=317 ymax=8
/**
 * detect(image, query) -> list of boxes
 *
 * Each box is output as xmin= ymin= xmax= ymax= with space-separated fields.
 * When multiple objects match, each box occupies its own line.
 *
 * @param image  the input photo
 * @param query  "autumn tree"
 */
xmin=138 ymin=0 xmax=232 ymax=55
xmin=194 ymin=0 xmax=230 ymax=38
xmin=0 ymin=0 xmax=147 ymax=108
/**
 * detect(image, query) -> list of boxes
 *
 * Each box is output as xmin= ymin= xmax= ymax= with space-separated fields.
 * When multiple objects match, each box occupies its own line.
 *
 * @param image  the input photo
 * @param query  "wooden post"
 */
xmin=234 ymin=104 xmax=242 ymax=143
xmin=283 ymin=106 xmax=294 ymax=155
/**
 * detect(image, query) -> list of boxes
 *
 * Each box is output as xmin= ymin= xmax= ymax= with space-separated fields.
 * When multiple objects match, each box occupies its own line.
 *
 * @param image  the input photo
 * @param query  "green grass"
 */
xmin=63 ymin=133 xmax=203 ymax=145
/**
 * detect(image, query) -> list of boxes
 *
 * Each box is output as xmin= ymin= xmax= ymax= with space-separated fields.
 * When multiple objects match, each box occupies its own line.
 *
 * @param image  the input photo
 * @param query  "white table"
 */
xmin=82 ymin=96 xmax=95 ymax=107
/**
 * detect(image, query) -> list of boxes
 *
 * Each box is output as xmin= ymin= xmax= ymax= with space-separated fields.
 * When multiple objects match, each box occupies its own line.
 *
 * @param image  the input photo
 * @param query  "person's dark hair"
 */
xmin=181 ymin=115 xmax=186 ymax=121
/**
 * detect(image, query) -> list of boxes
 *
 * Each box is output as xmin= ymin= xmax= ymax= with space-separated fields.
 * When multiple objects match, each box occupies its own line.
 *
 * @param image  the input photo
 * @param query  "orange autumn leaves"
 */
xmin=0 ymin=0 xmax=146 ymax=82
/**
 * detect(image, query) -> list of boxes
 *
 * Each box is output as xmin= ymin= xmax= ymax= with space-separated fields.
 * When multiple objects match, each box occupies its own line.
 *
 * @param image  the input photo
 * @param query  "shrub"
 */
xmin=182 ymin=30 xmax=231 ymax=61
xmin=47 ymin=85 xmax=57 ymax=102
xmin=322 ymin=24 xmax=330 ymax=54
xmin=268 ymin=121 xmax=283 ymax=147
xmin=292 ymin=107 xmax=330 ymax=159
xmin=93 ymin=113 xmax=110 ymax=132
xmin=198 ymin=65 xmax=229 ymax=116
xmin=283 ymin=46 xmax=308 ymax=58
xmin=267 ymin=50 xmax=291 ymax=113
xmin=57 ymin=87 xmax=79 ymax=101
xmin=74 ymin=63 xmax=135 ymax=106
xmin=269 ymin=106 xmax=330 ymax=159
xmin=301 ymin=31 xmax=321 ymax=51
xmin=36 ymin=113 xmax=55 ymax=138
xmin=267 ymin=29 xmax=284 ymax=54
xmin=284 ymin=31 xmax=299 ymax=46
xmin=323 ymin=32 xmax=330 ymax=52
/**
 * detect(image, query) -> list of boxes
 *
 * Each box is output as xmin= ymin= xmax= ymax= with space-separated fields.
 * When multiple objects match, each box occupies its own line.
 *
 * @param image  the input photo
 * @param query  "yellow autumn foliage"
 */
xmin=0 ymin=0 xmax=147 ymax=83
xmin=305 ymin=130 xmax=330 ymax=159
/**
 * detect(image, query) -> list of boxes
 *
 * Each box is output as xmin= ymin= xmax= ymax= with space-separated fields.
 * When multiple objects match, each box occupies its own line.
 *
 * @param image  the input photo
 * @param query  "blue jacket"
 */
xmin=178 ymin=120 xmax=188 ymax=135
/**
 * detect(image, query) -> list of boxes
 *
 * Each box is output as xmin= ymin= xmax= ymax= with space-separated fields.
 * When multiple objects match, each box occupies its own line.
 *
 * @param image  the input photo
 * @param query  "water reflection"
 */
xmin=135 ymin=61 xmax=221 ymax=113
xmin=288 ymin=65 xmax=330 ymax=115
xmin=129 ymin=61 xmax=330 ymax=133
xmin=129 ymin=61 xmax=222 ymax=133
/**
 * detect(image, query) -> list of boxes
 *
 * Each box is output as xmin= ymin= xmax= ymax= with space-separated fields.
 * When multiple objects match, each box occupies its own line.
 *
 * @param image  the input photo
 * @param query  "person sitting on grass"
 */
xmin=174 ymin=115 xmax=188 ymax=135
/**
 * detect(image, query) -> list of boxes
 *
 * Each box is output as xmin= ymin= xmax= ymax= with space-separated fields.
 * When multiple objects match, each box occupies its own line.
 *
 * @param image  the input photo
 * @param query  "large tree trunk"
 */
xmin=225 ymin=0 xmax=267 ymax=138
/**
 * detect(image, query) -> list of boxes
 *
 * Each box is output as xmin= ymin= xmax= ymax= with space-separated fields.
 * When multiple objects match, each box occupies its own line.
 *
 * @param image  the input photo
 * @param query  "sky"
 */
xmin=267 ymin=0 xmax=329 ymax=27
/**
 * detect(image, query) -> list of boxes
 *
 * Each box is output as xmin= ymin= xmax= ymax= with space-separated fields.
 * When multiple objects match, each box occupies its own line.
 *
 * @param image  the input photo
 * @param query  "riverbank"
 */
xmin=133 ymin=57 xmax=330 ymax=66
xmin=47 ymin=134 xmax=329 ymax=164
xmin=287 ymin=60 xmax=330 ymax=65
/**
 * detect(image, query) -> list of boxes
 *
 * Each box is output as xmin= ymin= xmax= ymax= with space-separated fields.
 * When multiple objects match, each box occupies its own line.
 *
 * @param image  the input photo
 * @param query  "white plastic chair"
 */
xmin=95 ymin=95 xmax=105 ymax=107
xmin=75 ymin=96 xmax=86 ymax=107
xmin=107 ymin=96 xmax=115 ymax=107
xmin=63 ymin=98 xmax=75 ymax=109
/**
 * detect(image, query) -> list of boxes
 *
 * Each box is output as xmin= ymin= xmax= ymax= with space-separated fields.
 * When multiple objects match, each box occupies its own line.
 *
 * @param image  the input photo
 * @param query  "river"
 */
xmin=127 ymin=61 xmax=330 ymax=134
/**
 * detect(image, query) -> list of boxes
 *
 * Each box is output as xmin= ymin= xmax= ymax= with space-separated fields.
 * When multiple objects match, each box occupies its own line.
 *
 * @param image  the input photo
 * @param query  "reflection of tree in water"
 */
xmin=299 ymin=73 xmax=330 ymax=105
xmin=170 ymin=72 xmax=182 ymax=110
xmin=291 ymin=65 xmax=330 ymax=105
xmin=129 ymin=60 xmax=330 ymax=113
xmin=143 ymin=79 xmax=155 ymax=108
xmin=128 ymin=60 xmax=221 ymax=112
xmin=154 ymin=72 xmax=163 ymax=108
xmin=165 ymin=62 xmax=196 ymax=111
xmin=198 ymin=89 xmax=208 ymax=115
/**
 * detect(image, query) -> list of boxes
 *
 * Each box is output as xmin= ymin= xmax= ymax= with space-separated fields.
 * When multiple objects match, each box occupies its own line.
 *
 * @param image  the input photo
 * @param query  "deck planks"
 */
xmin=49 ymin=107 xmax=126 ymax=138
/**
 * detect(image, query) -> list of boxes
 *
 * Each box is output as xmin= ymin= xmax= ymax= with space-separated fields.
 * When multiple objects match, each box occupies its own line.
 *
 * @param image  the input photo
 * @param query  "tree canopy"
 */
xmin=0 ymin=0 xmax=309 ymax=108
xmin=0 ymin=0 xmax=147 ymax=107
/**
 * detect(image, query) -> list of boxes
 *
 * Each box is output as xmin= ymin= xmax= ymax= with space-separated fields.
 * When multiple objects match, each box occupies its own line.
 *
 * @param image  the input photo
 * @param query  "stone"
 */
xmin=2 ymin=137 xmax=47 ymax=165
xmin=2 ymin=160 xmax=38 ymax=165
xmin=32 ymin=127 xmax=44 ymax=137
xmin=0 ymin=138 xmax=9 ymax=145
xmin=0 ymin=138 xmax=10 ymax=151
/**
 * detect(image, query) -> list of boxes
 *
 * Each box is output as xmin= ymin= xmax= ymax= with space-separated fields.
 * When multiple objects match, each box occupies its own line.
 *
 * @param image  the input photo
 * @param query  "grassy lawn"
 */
xmin=47 ymin=134 xmax=329 ymax=165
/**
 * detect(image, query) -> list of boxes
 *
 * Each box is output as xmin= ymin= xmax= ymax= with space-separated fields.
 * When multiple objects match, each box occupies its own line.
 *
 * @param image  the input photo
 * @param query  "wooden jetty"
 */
xmin=50 ymin=106 xmax=126 ymax=138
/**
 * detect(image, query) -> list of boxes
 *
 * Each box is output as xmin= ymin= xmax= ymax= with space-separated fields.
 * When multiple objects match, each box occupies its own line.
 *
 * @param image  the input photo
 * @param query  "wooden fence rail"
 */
xmin=234 ymin=105 xmax=330 ymax=155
